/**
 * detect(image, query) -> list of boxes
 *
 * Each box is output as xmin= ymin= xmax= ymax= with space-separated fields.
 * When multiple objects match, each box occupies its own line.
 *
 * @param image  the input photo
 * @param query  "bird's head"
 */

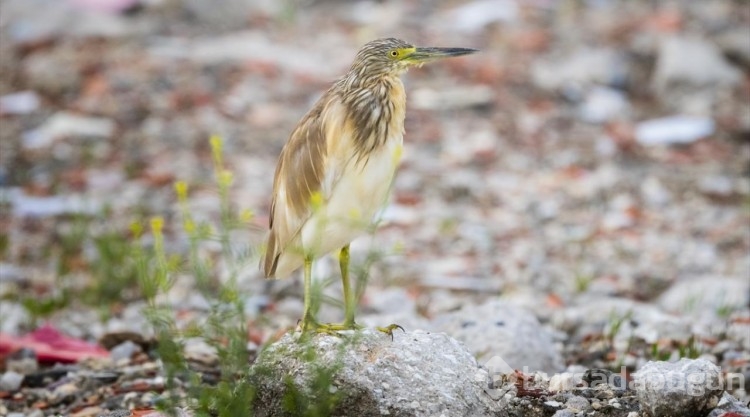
xmin=349 ymin=38 xmax=477 ymax=78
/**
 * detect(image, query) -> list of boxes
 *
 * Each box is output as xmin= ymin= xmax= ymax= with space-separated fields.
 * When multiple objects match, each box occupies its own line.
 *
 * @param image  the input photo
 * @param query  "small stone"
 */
xmin=549 ymin=373 xmax=581 ymax=392
xmin=635 ymin=115 xmax=715 ymax=146
xmin=0 ymin=371 xmax=24 ymax=391
xmin=110 ymin=340 xmax=141 ymax=363
xmin=22 ymin=111 xmax=116 ymax=149
xmin=0 ymin=91 xmax=40 ymax=115
xmin=634 ymin=358 xmax=724 ymax=417
xmin=707 ymin=392 xmax=750 ymax=417
xmin=652 ymin=36 xmax=742 ymax=91
xmin=7 ymin=347 xmax=38 ymax=374
xmin=434 ymin=299 xmax=564 ymax=373
xmin=565 ymin=395 xmax=590 ymax=412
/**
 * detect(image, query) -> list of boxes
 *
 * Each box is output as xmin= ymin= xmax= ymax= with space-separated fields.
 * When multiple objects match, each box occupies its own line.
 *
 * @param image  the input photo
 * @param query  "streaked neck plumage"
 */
xmin=336 ymin=70 xmax=406 ymax=162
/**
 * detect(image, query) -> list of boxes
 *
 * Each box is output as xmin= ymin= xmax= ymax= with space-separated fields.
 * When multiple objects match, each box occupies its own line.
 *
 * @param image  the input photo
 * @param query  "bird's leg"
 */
xmin=300 ymin=255 xmax=318 ymax=332
xmin=340 ymin=245 xmax=404 ymax=339
xmin=340 ymin=244 xmax=359 ymax=329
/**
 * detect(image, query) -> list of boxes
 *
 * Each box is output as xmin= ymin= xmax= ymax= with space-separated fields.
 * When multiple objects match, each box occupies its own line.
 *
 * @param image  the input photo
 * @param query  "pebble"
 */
xmin=443 ymin=0 xmax=518 ymax=33
xmin=658 ymin=277 xmax=749 ymax=317
xmin=635 ymin=358 xmax=724 ymax=417
xmin=532 ymin=48 xmax=626 ymax=91
xmin=635 ymin=115 xmax=715 ymax=146
xmin=0 ymin=371 xmax=24 ymax=391
xmin=110 ymin=340 xmax=141 ymax=363
xmin=653 ymin=35 xmax=742 ymax=91
xmin=0 ymin=91 xmax=40 ymax=115
xmin=434 ymin=300 xmax=564 ymax=373
xmin=22 ymin=111 xmax=116 ymax=149
xmin=578 ymin=87 xmax=629 ymax=123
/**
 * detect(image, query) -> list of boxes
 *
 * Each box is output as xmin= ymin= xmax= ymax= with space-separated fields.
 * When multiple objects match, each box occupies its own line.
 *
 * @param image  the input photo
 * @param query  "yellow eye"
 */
xmin=389 ymin=50 xmax=399 ymax=58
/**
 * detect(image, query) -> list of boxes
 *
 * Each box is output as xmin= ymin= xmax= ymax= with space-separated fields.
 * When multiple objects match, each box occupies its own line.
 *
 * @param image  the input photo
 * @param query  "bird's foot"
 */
xmin=300 ymin=320 xmax=362 ymax=336
xmin=376 ymin=324 xmax=405 ymax=340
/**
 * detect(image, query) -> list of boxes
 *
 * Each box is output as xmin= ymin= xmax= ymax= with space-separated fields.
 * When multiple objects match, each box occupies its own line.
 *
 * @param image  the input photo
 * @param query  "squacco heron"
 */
xmin=263 ymin=38 xmax=476 ymax=335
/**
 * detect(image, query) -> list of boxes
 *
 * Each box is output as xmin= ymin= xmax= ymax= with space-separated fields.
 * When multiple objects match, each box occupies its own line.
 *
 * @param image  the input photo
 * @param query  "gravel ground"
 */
xmin=0 ymin=0 xmax=748 ymax=415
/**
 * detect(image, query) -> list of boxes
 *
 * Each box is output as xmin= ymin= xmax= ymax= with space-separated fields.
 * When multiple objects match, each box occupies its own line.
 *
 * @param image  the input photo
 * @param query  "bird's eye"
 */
xmin=389 ymin=50 xmax=399 ymax=58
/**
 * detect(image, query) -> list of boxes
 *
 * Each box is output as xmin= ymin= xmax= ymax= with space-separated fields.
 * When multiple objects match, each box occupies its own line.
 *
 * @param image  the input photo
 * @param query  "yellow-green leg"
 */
xmin=298 ymin=246 xmax=404 ymax=339
xmin=300 ymin=255 xmax=317 ymax=332
xmin=340 ymin=244 xmax=404 ymax=339
xmin=340 ymin=244 xmax=357 ymax=328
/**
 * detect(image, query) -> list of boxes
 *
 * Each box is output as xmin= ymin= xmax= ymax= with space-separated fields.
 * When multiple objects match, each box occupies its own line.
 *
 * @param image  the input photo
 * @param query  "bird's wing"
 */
xmin=264 ymin=96 xmax=346 ymax=278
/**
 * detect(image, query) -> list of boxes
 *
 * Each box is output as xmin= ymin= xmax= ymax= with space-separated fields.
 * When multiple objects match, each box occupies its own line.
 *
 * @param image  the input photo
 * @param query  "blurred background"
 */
xmin=0 ymin=0 xmax=748 ymax=391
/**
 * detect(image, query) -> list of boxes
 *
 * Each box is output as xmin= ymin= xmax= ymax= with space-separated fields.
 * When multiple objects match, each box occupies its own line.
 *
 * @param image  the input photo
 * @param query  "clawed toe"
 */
xmin=376 ymin=323 xmax=405 ymax=340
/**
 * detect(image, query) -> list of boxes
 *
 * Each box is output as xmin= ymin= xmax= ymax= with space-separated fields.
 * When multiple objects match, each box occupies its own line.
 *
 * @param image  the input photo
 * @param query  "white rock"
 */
xmin=658 ymin=277 xmax=749 ymax=317
xmin=411 ymin=85 xmax=494 ymax=111
xmin=549 ymin=373 xmax=582 ymax=392
xmin=532 ymin=48 xmax=626 ymax=91
xmin=442 ymin=0 xmax=518 ymax=33
xmin=0 ymin=371 xmax=24 ymax=391
xmin=434 ymin=299 xmax=564 ymax=373
xmin=641 ymin=177 xmax=672 ymax=207
xmin=578 ymin=86 xmax=629 ymax=123
xmin=251 ymin=329 xmax=502 ymax=416
xmin=0 ymin=91 xmax=40 ymax=115
xmin=4 ymin=188 xmax=101 ymax=217
xmin=635 ymin=115 xmax=715 ymax=146
xmin=22 ymin=111 xmax=115 ymax=149
xmin=698 ymin=176 xmax=734 ymax=197
xmin=653 ymin=36 xmax=742 ymax=91
xmin=634 ymin=358 xmax=724 ymax=417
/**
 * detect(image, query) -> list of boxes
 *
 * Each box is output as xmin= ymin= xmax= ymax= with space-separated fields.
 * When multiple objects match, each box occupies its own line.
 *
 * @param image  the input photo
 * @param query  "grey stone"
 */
xmin=634 ymin=358 xmax=724 ymax=417
xmin=0 ymin=371 xmax=24 ymax=391
xmin=635 ymin=116 xmax=715 ymax=146
xmin=707 ymin=392 xmax=750 ymax=417
xmin=565 ymin=395 xmax=590 ymax=412
xmin=653 ymin=35 xmax=742 ymax=91
xmin=433 ymin=299 xmax=564 ymax=373
xmin=250 ymin=329 xmax=504 ymax=417
xmin=23 ymin=111 xmax=116 ymax=150
xmin=110 ymin=340 xmax=141 ymax=363
xmin=658 ymin=277 xmax=749 ymax=317
xmin=531 ymin=48 xmax=626 ymax=91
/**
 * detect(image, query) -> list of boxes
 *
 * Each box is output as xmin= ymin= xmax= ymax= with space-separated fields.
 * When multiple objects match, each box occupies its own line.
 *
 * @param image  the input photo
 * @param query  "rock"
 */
xmin=0 ymin=371 xmax=24 ymax=391
xmin=634 ymin=358 xmax=724 ymax=417
xmin=658 ymin=277 xmax=749 ymax=317
xmin=441 ymin=0 xmax=518 ymax=33
xmin=698 ymin=175 xmax=735 ymax=198
xmin=7 ymin=347 xmax=38 ymax=374
xmin=707 ymin=392 xmax=750 ymax=417
xmin=250 ymin=329 xmax=504 ymax=417
xmin=411 ymin=85 xmax=494 ymax=111
xmin=22 ymin=51 xmax=81 ymax=97
xmin=434 ymin=299 xmax=564 ymax=373
xmin=578 ymin=87 xmax=629 ymax=124
xmin=635 ymin=115 xmax=715 ymax=146
xmin=22 ymin=111 xmax=116 ymax=150
xmin=110 ymin=340 xmax=141 ymax=363
xmin=0 ymin=91 xmax=40 ymax=115
xmin=549 ymin=373 xmax=582 ymax=392
xmin=7 ymin=188 xmax=101 ymax=217
xmin=531 ymin=48 xmax=626 ymax=91
xmin=4 ymin=0 xmax=142 ymax=44
xmin=653 ymin=36 xmax=742 ymax=91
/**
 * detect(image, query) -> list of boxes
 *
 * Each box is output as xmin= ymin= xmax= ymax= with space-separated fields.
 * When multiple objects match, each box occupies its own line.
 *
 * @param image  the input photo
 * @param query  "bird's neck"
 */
xmin=338 ymin=74 xmax=406 ymax=162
